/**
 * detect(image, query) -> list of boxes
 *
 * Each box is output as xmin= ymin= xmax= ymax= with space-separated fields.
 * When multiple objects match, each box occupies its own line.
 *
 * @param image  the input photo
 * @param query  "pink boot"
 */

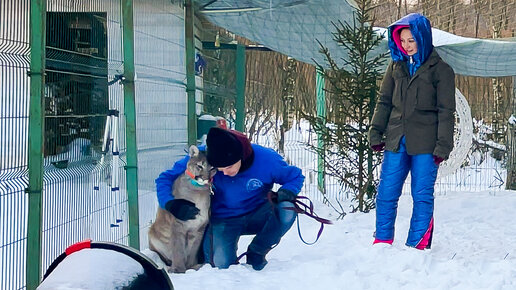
xmin=373 ymin=238 xmax=393 ymax=245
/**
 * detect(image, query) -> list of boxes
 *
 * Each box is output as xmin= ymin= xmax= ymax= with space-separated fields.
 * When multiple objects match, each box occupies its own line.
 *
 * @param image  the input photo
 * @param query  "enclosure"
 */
xmin=0 ymin=0 xmax=515 ymax=289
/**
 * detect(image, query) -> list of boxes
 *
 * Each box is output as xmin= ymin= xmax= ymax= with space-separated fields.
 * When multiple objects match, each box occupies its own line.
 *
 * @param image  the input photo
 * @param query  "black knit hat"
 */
xmin=206 ymin=127 xmax=243 ymax=167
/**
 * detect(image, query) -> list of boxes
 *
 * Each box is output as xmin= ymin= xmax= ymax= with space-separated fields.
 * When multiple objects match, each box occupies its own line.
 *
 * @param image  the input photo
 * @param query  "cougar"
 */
xmin=148 ymin=145 xmax=215 ymax=273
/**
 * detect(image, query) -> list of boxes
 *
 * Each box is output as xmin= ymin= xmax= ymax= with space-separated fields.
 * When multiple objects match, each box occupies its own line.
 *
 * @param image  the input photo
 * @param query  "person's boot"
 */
xmin=373 ymin=238 xmax=393 ymax=245
xmin=246 ymin=251 xmax=268 ymax=271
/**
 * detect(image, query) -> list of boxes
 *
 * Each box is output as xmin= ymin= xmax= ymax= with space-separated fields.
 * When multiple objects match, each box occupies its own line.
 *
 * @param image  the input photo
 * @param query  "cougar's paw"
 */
xmin=190 ymin=263 xmax=204 ymax=271
xmin=167 ymin=265 xmax=187 ymax=274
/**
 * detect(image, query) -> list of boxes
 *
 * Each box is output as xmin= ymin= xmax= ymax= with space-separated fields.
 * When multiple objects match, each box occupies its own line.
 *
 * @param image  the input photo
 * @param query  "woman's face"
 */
xmin=217 ymin=160 xmax=241 ymax=177
xmin=400 ymin=28 xmax=418 ymax=56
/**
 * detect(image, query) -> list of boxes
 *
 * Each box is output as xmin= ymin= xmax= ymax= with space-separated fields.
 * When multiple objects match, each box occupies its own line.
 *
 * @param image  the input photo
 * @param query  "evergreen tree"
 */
xmin=303 ymin=0 xmax=388 ymax=213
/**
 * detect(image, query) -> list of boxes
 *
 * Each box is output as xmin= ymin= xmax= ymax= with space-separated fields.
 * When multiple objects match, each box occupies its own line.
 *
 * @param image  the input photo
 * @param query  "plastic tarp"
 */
xmin=196 ymin=0 xmax=516 ymax=77
xmin=432 ymin=33 xmax=516 ymax=77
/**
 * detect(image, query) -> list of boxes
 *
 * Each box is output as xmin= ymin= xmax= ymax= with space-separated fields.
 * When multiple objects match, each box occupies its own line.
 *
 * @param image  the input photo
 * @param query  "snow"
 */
xmin=509 ymin=115 xmax=516 ymax=126
xmin=374 ymin=27 xmax=497 ymax=47
xmin=153 ymin=190 xmax=516 ymax=290
xmin=37 ymin=249 xmax=143 ymax=290
xmin=198 ymin=114 xmax=223 ymax=121
xmin=41 ymin=190 xmax=516 ymax=290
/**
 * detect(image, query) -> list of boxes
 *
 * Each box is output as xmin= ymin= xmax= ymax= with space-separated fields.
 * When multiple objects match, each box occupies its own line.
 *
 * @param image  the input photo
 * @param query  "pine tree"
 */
xmin=303 ymin=0 xmax=388 ymax=213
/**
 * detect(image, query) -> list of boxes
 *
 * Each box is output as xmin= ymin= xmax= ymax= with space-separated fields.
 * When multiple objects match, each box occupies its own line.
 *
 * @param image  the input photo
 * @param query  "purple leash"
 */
xmin=268 ymin=192 xmax=333 ymax=245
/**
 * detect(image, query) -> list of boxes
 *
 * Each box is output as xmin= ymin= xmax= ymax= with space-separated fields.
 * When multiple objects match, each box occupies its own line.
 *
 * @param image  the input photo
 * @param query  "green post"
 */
xmin=122 ymin=0 xmax=139 ymax=249
xmin=185 ymin=0 xmax=197 ymax=145
xmin=507 ymin=76 xmax=516 ymax=190
xmin=316 ymin=69 xmax=326 ymax=194
xmin=235 ymin=44 xmax=246 ymax=132
xmin=26 ymin=0 xmax=46 ymax=288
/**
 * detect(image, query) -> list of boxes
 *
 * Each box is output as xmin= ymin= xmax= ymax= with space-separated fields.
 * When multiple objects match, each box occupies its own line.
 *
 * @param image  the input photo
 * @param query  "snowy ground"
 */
xmin=138 ymin=190 xmax=516 ymax=290
xmin=39 ymin=190 xmax=516 ymax=290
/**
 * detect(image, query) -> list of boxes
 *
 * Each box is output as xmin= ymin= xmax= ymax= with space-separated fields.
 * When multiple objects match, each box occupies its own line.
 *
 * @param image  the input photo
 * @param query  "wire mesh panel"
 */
xmin=42 ymin=0 xmax=130 ymax=277
xmin=201 ymin=47 xmax=237 ymax=124
xmin=0 ymin=0 xmax=31 ymax=289
xmin=1 ymin=0 xmax=129 ymax=288
xmin=255 ymin=118 xmax=509 ymax=205
xmin=132 ymin=0 xmax=190 ymax=249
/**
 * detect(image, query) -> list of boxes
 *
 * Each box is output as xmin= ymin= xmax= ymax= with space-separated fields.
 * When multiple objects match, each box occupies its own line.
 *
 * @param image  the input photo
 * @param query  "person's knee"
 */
xmin=213 ymin=260 xmax=232 ymax=269
xmin=211 ymin=250 xmax=235 ymax=269
xmin=411 ymin=182 xmax=435 ymax=203
xmin=276 ymin=201 xmax=296 ymax=234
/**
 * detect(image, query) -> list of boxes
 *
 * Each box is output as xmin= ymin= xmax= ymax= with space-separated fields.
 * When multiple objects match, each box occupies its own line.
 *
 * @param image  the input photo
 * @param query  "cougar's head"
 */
xmin=187 ymin=145 xmax=216 ymax=186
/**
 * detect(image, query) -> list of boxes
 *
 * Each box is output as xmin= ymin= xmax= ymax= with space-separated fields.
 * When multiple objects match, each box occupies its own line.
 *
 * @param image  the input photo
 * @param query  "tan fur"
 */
xmin=148 ymin=146 xmax=215 ymax=273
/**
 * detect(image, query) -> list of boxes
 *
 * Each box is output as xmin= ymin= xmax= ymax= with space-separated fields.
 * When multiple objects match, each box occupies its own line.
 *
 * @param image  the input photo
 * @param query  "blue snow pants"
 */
xmin=203 ymin=201 xmax=296 ymax=268
xmin=375 ymin=136 xmax=438 ymax=247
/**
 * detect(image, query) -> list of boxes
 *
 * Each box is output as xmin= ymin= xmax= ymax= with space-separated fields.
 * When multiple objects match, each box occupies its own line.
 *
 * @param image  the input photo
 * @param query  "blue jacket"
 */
xmin=155 ymin=144 xmax=305 ymax=219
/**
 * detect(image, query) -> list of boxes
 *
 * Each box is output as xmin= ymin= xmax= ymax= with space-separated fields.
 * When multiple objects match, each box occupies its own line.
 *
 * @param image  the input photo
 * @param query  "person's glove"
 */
xmin=275 ymin=189 xmax=297 ymax=203
xmin=165 ymin=199 xmax=200 ymax=221
xmin=371 ymin=142 xmax=385 ymax=152
xmin=433 ymin=155 xmax=445 ymax=166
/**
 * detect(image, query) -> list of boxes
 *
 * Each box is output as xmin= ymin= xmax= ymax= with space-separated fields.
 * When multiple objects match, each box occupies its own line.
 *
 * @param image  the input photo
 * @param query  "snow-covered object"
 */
xmin=37 ymin=241 xmax=173 ymax=290
xmin=509 ymin=115 xmax=516 ymax=126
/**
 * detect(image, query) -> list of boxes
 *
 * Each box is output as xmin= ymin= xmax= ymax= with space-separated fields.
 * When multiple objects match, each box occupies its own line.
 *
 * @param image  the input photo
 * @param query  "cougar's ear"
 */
xmin=188 ymin=145 xmax=199 ymax=157
xmin=209 ymin=166 xmax=217 ymax=178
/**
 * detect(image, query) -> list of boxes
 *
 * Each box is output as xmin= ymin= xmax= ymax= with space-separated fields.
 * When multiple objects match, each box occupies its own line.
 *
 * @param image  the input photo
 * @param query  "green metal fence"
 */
xmin=1 ymin=1 xmax=33 ymax=289
xmin=1 ymin=0 xmax=189 ymax=289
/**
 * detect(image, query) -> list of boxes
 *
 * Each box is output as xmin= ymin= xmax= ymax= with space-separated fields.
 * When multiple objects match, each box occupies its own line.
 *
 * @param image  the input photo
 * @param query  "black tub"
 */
xmin=38 ymin=239 xmax=173 ymax=290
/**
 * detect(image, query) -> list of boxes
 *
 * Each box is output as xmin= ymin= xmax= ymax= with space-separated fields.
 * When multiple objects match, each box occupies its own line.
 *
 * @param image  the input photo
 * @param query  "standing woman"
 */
xmin=368 ymin=13 xmax=455 ymax=249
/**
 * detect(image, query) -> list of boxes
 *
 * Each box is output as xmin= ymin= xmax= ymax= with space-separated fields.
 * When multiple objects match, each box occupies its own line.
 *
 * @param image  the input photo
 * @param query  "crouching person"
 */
xmin=155 ymin=127 xmax=304 ymax=270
